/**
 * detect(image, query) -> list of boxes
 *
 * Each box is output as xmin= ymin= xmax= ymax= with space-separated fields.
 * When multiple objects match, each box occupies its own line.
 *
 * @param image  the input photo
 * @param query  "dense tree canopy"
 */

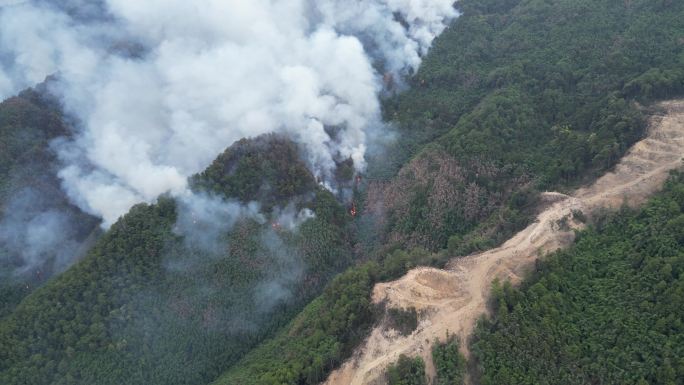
xmin=433 ymin=336 xmax=467 ymax=385
xmin=0 ymin=89 xmax=100 ymax=318
xmin=387 ymin=355 xmax=427 ymax=385
xmin=220 ymin=1 xmax=684 ymax=383
xmin=0 ymin=135 xmax=355 ymax=385
xmin=374 ymin=0 xmax=683 ymax=251
xmin=2 ymin=0 xmax=684 ymax=384
xmin=472 ymin=173 xmax=684 ymax=385
xmin=191 ymin=134 xmax=318 ymax=209
xmin=214 ymin=248 xmax=437 ymax=385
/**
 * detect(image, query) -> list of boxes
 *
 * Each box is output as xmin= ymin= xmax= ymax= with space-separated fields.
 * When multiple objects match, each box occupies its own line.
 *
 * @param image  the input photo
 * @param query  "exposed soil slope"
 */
xmin=323 ymin=100 xmax=684 ymax=385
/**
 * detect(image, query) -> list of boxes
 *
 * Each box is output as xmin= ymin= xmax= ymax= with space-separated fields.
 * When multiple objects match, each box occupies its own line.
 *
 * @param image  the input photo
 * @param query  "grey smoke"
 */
xmin=168 ymin=194 xmax=310 ymax=314
xmin=253 ymin=228 xmax=305 ymax=313
xmin=163 ymin=196 xmax=311 ymax=331
xmin=0 ymin=0 xmax=458 ymax=227
xmin=0 ymin=187 xmax=92 ymax=274
xmin=172 ymin=193 xmax=264 ymax=256
xmin=271 ymin=203 xmax=316 ymax=232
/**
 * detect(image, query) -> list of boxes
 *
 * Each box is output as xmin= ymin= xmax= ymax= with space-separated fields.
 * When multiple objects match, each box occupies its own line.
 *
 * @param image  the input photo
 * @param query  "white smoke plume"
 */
xmin=0 ymin=0 xmax=457 ymax=227
xmin=0 ymin=187 xmax=94 ymax=275
xmin=252 ymin=227 xmax=306 ymax=314
xmin=272 ymin=204 xmax=316 ymax=232
xmin=172 ymin=192 xmax=264 ymax=256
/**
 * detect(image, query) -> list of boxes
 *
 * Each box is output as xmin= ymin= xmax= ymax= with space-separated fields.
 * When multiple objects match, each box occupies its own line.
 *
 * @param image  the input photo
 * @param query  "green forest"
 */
xmin=0 ymin=0 xmax=683 ymax=384
xmin=218 ymin=0 xmax=684 ymax=383
xmin=0 ymin=89 xmax=100 ymax=318
xmin=0 ymin=135 xmax=355 ymax=385
xmin=375 ymin=0 xmax=683 ymax=252
xmin=382 ymin=336 xmax=466 ymax=385
xmin=472 ymin=172 xmax=684 ymax=385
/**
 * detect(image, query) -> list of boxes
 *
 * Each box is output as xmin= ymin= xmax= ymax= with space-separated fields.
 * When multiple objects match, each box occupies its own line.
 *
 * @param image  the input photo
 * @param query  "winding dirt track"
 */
xmin=323 ymin=101 xmax=684 ymax=385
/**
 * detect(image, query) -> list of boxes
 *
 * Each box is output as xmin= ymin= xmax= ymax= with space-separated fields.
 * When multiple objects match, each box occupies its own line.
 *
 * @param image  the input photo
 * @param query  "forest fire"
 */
xmin=383 ymin=72 xmax=395 ymax=91
xmin=349 ymin=202 xmax=357 ymax=217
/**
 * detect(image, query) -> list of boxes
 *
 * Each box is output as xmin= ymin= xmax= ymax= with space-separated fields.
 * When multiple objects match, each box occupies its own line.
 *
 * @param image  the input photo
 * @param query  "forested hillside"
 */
xmin=472 ymin=172 xmax=684 ymax=385
xmin=0 ymin=89 xmax=100 ymax=318
xmin=0 ymin=135 xmax=355 ymax=385
xmin=219 ymin=0 xmax=684 ymax=383
xmin=2 ymin=0 xmax=684 ymax=384
xmin=371 ymin=0 xmax=682 ymax=252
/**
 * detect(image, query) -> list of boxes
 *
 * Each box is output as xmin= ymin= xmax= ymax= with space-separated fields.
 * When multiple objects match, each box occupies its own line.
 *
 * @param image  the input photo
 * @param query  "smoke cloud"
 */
xmin=0 ymin=187 xmax=95 ymax=275
xmin=0 ymin=0 xmax=457 ymax=227
xmin=252 ymin=227 xmax=305 ymax=313
xmin=272 ymin=203 xmax=316 ymax=231
xmin=160 ymin=195 xmax=312 ymax=332
xmin=172 ymin=193 xmax=264 ymax=256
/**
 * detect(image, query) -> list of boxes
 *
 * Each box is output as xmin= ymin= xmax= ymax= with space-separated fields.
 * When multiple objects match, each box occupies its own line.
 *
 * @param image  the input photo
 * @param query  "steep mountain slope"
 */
xmin=220 ymin=0 xmax=684 ymax=383
xmin=324 ymin=100 xmax=684 ymax=385
xmin=0 ymin=89 xmax=100 ymax=318
xmin=471 ymin=172 xmax=684 ymax=385
xmin=3 ymin=1 xmax=684 ymax=385
xmin=370 ymin=0 xmax=683 ymax=252
xmin=0 ymin=135 xmax=355 ymax=385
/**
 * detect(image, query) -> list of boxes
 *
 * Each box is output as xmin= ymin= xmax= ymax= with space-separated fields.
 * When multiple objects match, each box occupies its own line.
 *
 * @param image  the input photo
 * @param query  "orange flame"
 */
xmin=350 ymin=202 xmax=357 ymax=217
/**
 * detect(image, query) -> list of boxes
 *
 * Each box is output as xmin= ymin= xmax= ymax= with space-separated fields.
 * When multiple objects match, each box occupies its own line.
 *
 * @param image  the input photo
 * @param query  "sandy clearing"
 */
xmin=323 ymin=100 xmax=684 ymax=385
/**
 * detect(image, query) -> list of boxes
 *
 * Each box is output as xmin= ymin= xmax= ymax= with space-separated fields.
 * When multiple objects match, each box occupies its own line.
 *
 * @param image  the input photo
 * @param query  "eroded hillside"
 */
xmin=324 ymin=100 xmax=684 ymax=385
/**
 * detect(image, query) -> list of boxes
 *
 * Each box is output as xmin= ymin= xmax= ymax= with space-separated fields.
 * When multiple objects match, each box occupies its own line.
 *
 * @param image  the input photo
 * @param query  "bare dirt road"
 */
xmin=323 ymin=100 xmax=684 ymax=385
